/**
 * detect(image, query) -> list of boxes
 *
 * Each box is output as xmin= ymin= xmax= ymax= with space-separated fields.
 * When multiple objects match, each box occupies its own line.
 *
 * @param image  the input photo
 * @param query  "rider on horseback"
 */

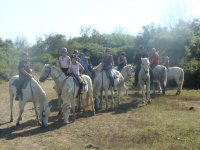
xmin=101 ymin=48 xmax=116 ymax=91
xmin=59 ymin=47 xmax=71 ymax=76
xmin=133 ymin=46 xmax=148 ymax=87
xmin=69 ymin=54 xmax=85 ymax=94
xmin=80 ymin=48 xmax=92 ymax=78
xmin=117 ymin=52 xmax=127 ymax=72
xmin=149 ymin=48 xmax=159 ymax=85
xmin=15 ymin=52 xmax=32 ymax=100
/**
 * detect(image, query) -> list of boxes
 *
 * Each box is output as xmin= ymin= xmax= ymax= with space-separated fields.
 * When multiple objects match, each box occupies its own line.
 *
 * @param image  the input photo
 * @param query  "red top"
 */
xmin=150 ymin=52 xmax=159 ymax=68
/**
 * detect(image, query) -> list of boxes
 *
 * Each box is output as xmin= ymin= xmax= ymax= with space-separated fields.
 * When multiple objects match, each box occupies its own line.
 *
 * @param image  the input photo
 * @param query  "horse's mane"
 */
xmin=52 ymin=65 xmax=63 ymax=73
xmin=32 ymin=78 xmax=46 ymax=94
xmin=93 ymin=63 xmax=102 ymax=71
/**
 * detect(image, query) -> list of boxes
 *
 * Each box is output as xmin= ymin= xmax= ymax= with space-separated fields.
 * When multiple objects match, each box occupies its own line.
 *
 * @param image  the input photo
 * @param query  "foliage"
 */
xmin=0 ymin=18 xmax=200 ymax=88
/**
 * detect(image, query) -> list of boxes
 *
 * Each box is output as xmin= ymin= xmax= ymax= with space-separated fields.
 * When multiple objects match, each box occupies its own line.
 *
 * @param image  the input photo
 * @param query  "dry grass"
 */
xmin=0 ymin=79 xmax=200 ymax=150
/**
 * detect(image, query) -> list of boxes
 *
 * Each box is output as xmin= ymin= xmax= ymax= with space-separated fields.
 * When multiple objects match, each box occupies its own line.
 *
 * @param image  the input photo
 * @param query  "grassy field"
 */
xmin=0 ymin=79 xmax=200 ymax=150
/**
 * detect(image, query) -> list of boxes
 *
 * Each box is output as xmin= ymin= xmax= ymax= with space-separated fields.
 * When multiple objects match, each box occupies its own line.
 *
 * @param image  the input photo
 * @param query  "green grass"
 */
xmin=0 ymin=80 xmax=200 ymax=150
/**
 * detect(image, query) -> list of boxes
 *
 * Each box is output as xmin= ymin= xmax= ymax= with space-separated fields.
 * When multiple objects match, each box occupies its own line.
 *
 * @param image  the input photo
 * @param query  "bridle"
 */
xmin=43 ymin=66 xmax=63 ymax=81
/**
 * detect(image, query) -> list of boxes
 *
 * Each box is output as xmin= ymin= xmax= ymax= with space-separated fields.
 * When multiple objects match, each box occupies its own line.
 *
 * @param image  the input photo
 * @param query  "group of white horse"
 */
xmin=8 ymin=58 xmax=184 ymax=127
xmin=139 ymin=58 xmax=184 ymax=104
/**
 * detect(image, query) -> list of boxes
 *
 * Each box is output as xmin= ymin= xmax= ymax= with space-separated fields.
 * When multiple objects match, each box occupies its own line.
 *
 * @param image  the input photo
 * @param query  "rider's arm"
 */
xmin=78 ymin=62 xmax=85 ymax=74
xmin=19 ymin=63 xmax=32 ymax=78
xmin=124 ymin=57 xmax=127 ymax=65
xmin=67 ymin=56 xmax=71 ymax=67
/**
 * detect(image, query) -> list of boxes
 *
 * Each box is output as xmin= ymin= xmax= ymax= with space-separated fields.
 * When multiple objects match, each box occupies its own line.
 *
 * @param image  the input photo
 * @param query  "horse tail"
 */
xmin=86 ymin=92 xmax=90 ymax=107
xmin=179 ymin=69 xmax=184 ymax=89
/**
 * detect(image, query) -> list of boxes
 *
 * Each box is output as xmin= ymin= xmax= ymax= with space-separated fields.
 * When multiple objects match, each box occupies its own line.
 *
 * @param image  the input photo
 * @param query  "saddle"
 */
xmin=103 ymin=69 xmax=119 ymax=89
xmin=68 ymin=74 xmax=87 ymax=97
xmin=12 ymin=78 xmax=30 ymax=90
xmin=12 ymin=77 xmax=30 ymax=100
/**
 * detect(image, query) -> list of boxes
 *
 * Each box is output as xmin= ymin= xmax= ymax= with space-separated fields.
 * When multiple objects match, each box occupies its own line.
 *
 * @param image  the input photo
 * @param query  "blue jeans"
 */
xmin=104 ymin=69 xmax=114 ymax=87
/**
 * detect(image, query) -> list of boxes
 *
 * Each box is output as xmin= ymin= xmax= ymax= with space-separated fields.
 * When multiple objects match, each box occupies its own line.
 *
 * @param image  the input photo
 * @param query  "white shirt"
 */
xmin=59 ymin=55 xmax=70 ymax=68
xmin=71 ymin=62 xmax=82 ymax=75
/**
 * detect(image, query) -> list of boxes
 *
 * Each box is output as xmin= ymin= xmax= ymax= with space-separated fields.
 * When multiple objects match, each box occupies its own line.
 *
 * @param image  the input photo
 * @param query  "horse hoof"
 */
xmin=10 ymin=119 xmax=13 ymax=122
xmin=16 ymin=122 xmax=20 ymax=126
xmin=147 ymin=100 xmax=151 ymax=104
xmin=64 ymin=121 xmax=70 ymax=124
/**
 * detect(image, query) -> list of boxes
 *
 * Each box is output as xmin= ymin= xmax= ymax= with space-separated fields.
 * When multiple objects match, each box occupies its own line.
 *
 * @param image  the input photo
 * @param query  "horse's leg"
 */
xmin=141 ymin=85 xmax=146 ymax=105
xmin=147 ymin=83 xmax=151 ymax=104
xmin=62 ymin=102 xmax=71 ymax=124
xmin=110 ymin=88 xmax=115 ymax=109
xmin=105 ymin=90 xmax=109 ymax=111
xmin=16 ymin=101 xmax=26 ymax=126
xmin=57 ymin=94 xmax=62 ymax=118
xmin=88 ymin=91 xmax=95 ymax=115
xmin=179 ymin=81 xmax=183 ymax=94
xmin=9 ymin=93 xmax=14 ymax=122
xmin=175 ymin=79 xmax=181 ymax=95
xmin=33 ymin=100 xmax=40 ymax=125
xmin=100 ymin=90 xmax=103 ymax=109
xmin=117 ymin=91 xmax=120 ymax=108
xmin=153 ymin=81 xmax=156 ymax=94
xmin=160 ymin=80 xmax=165 ymax=95
xmin=71 ymin=98 xmax=76 ymax=122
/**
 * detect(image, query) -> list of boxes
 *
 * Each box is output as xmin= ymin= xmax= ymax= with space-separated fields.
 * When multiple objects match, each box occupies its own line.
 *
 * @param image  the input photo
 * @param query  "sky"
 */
xmin=0 ymin=0 xmax=199 ymax=45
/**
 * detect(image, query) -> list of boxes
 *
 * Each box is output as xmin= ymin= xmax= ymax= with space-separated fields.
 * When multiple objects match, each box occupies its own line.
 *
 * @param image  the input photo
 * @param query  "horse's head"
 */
xmin=39 ymin=64 xmax=52 ymax=82
xmin=93 ymin=63 xmax=102 ymax=78
xmin=141 ymin=58 xmax=150 ymax=73
xmin=125 ymin=64 xmax=133 ymax=77
xmin=41 ymin=101 xmax=51 ymax=128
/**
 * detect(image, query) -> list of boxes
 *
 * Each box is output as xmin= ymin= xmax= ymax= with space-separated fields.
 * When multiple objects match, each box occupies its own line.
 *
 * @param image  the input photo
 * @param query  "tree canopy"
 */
xmin=0 ymin=18 xmax=200 ymax=88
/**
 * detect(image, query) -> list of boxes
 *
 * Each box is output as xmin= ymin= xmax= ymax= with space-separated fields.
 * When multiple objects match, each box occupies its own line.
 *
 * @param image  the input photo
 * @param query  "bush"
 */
xmin=183 ymin=59 xmax=200 ymax=88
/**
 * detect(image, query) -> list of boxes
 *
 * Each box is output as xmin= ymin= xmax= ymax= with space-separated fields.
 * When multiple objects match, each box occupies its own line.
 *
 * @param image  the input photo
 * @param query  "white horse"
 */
xmin=93 ymin=64 xmax=126 ymax=110
xmin=152 ymin=65 xmax=167 ymax=95
xmin=167 ymin=67 xmax=184 ymax=95
xmin=120 ymin=64 xmax=133 ymax=96
xmin=138 ymin=58 xmax=151 ymax=104
xmin=9 ymin=75 xmax=51 ymax=127
xmin=120 ymin=64 xmax=133 ymax=81
xmin=39 ymin=64 xmax=95 ymax=124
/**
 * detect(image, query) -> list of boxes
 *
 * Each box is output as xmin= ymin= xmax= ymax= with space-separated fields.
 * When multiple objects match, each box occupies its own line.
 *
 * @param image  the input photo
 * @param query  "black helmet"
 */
xmin=83 ymin=48 xmax=88 ymax=53
xmin=73 ymin=50 xmax=79 ymax=55
xmin=71 ymin=54 xmax=78 ymax=59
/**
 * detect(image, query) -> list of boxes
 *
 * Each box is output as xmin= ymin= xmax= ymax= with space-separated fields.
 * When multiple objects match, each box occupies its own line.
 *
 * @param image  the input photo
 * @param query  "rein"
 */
xmin=30 ymin=79 xmax=40 ymax=125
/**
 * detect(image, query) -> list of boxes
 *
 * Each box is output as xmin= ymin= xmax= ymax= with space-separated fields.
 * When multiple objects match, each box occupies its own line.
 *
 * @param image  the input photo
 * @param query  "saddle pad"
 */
xmin=12 ymin=78 xmax=30 ymax=89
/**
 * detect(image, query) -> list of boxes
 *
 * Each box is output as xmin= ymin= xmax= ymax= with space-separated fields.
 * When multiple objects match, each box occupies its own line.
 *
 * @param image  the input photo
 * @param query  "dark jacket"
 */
xmin=134 ymin=52 xmax=148 ymax=68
